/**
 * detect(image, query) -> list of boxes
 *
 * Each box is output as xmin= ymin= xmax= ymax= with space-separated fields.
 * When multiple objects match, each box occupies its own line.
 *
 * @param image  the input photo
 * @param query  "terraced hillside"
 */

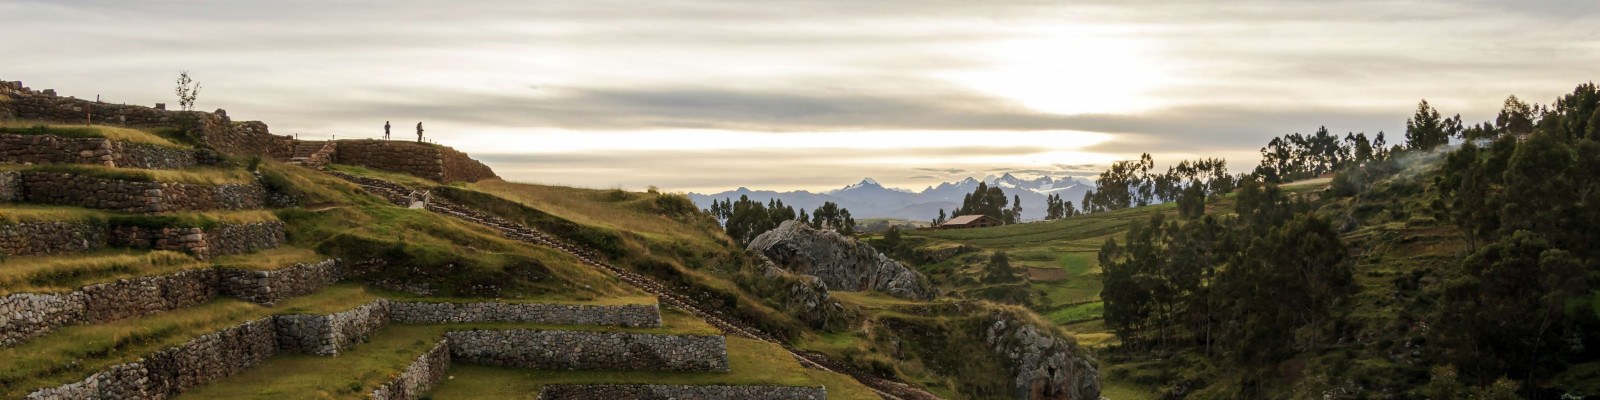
xmin=1 ymin=81 xmax=1103 ymax=399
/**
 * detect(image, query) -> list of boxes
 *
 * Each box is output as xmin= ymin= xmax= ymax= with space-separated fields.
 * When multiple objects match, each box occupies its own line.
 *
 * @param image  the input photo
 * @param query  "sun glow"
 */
xmin=939 ymin=29 xmax=1175 ymax=115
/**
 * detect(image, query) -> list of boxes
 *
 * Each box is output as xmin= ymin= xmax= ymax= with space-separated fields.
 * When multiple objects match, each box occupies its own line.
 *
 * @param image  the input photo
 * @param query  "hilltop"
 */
xmin=0 ymin=79 xmax=1101 ymax=400
xmin=690 ymin=173 xmax=1092 ymax=222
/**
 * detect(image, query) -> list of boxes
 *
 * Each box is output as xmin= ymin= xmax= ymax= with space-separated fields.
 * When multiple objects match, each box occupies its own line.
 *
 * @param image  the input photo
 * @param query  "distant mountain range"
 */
xmin=688 ymin=173 xmax=1094 ymax=222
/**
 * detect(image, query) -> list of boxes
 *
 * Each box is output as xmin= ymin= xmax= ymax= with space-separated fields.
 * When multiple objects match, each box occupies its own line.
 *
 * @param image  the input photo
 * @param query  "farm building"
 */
xmin=940 ymin=215 xmax=1004 ymax=230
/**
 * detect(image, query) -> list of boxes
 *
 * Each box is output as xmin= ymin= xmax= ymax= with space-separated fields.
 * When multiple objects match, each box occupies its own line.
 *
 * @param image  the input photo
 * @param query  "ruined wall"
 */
xmin=535 ymin=384 xmax=828 ymax=400
xmin=0 ymin=79 xmax=295 ymax=159
xmin=0 ymin=292 xmax=85 ymax=348
xmin=17 ymin=171 xmax=264 ymax=213
xmin=386 ymin=302 xmax=661 ymax=328
xmin=446 ymin=330 xmax=729 ymax=372
xmin=333 ymin=140 xmax=497 ymax=183
xmin=370 ymin=340 xmax=451 ymax=400
xmin=0 ymin=221 xmax=106 ymax=256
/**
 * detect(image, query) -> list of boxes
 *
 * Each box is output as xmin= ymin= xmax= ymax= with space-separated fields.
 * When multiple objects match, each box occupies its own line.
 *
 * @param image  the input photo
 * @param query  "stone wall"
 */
xmin=446 ymin=330 xmax=729 ymax=372
xmin=0 ymin=170 xmax=18 ymax=201
xmin=17 ymin=171 xmax=264 ymax=213
xmin=535 ymin=384 xmax=828 ymax=400
xmin=221 ymin=258 xmax=344 ymax=305
xmin=0 ymin=221 xmax=106 ymax=256
xmin=333 ymin=140 xmax=497 ymax=183
xmin=275 ymin=300 xmax=390 ymax=356
xmin=0 ymin=268 xmax=219 ymax=347
xmin=370 ymin=340 xmax=451 ymax=400
xmin=107 ymin=221 xmax=283 ymax=260
xmin=387 ymin=302 xmax=661 ymax=328
xmin=0 ymin=292 xmax=85 ymax=348
xmin=0 ymin=259 xmax=340 ymax=348
xmin=24 ymin=317 xmax=280 ymax=400
xmin=0 ymin=79 xmax=295 ymax=159
xmin=0 ymin=134 xmax=214 ymax=170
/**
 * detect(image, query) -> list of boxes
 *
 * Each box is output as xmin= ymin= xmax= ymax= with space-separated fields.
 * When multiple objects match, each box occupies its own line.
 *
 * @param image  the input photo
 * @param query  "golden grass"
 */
xmin=325 ymin=163 xmax=439 ymax=189
xmin=465 ymin=179 xmax=724 ymax=246
xmin=0 ymin=120 xmax=190 ymax=149
xmin=0 ymin=163 xmax=255 ymax=185
xmin=0 ymin=204 xmax=102 ymax=224
xmin=209 ymin=245 xmax=329 ymax=271
xmin=0 ymin=250 xmax=202 ymax=295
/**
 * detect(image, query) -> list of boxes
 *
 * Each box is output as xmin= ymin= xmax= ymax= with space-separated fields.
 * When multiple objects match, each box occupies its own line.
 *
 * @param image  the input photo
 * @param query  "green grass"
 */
xmin=462 ymin=178 xmax=725 ymax=249
xmin=209 ymin=246 xmax=329 ymax=271
xmin=0 ymin=121 xmax=190 ymax=149
xmin=0 ymin=285 xmax=379 ymax=398
xmin=325 ymin=164 xmax=441 ymax=190
xmin=427 ymin=337 xmax=877 ymax=400
xmin=1043 ymin=301 xmax=1104 ymax=325
xmin=0 ymin=204 xmax=103 ymax=224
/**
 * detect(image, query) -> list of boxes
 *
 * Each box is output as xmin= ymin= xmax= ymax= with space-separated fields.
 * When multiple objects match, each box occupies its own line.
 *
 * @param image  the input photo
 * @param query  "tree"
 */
xmin=1495 ymin=95 xmax=1536 ymax=138
xmin=1176 ymin=183 xmax=1205 ymax=219
xmin=175 ymin=71 xmax=201 ymax=112
xmin=1436 ymin=231 xmax=1588 ymax=386
xmin=983 ymin=251 xmax=1021 ymax=283
xmin=956 ymin=181 xmax=1007 ymax=222
xmin=1405 ymin=100 xmax=1461 ymax=150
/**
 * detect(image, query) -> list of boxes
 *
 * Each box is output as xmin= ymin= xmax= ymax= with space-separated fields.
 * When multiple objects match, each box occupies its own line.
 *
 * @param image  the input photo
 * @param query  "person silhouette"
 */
xmin=384 ymin=121 xmax=391 ymax=140
xmin=416 ymin=122 xmax=424 ymax=143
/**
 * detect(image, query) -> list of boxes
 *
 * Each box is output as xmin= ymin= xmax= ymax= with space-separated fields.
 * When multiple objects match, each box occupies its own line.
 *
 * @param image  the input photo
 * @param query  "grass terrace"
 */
xmin=0 ymin=284 xmax=380 ymax=398
xmin=173 ymin=308 xmax=723 ymax=400
xmin=428 ymin=337 xmax=878 ymax=400
xmin=0 ymin=163 xmax=255 ymax=186
xmin=0 ymin=121 xmax=191 ymax=149
xmin=0 ymin=249 xmax=201 ymax=295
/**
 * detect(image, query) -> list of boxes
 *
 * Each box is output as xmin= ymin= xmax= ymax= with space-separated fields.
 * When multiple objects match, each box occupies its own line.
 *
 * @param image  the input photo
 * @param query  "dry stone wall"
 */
xmin=221 ymin=258 xmax=343 ymax=305
xmin=0 ymin=259 xmax=340 ymax=348
xmin=0 ymin=171 xmax=19 ymax=201
xmin=0 ymin=221 xmax=106 ymax=256
xmin=0 ymin=134 xmax=217 ymax=170
xmin=446 ymin=330 xmax=729 ymax=372
xmin=17 ymin=171 xmax=264 ymax=213
xmin=370 ymin=340 xmax=451 ymax=400
xmin=535 ymin=384 xmax=828 ymax=400
xmin=0 ymin=292 xmax=85 ymax=348
xmin=24 ymin=317 xmax=279 ymax=400
xmin=275 ymin=300 xmax=390 ymax=356
xmin=333 ymin=140 xmax=497 ymax=183
xmin=387 ymin=302 xmax=661 ymax=328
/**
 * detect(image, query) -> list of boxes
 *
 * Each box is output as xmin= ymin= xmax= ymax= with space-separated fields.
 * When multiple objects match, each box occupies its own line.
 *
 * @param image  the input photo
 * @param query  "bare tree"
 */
xmin=175 ymin=71 xmax=201 ymax=111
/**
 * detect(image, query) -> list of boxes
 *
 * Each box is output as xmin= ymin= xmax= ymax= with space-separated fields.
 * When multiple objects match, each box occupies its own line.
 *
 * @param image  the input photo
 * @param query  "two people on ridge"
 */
xmin=382 ymin=121 xmax=425 ymax=143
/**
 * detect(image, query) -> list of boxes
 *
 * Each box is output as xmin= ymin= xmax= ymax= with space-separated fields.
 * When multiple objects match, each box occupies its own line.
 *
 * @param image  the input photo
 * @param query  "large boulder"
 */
xmin=747 ymin=220 xmax=937 ymax=301
xmin=753 ymin=255 xmax=853 ymax=330
xmin=986 ymin=309 xmax=1102 ymax=400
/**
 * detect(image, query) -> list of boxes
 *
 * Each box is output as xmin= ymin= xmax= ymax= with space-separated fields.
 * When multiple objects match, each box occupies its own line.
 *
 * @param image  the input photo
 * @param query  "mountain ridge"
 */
xmin=689 ymin=173 xmax=1093 ymax=221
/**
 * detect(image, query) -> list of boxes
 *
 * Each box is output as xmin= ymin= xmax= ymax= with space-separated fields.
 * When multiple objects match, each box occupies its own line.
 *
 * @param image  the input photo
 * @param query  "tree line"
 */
xmin=1097 ymin=82 xmax=1600 ymax=397
xmin=707 ymin=196 xmax=856 ymax=244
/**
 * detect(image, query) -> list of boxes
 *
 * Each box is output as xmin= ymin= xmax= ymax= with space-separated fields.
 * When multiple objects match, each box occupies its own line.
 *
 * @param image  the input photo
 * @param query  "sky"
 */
xmin=3 ymin=0 xmax=1596 ymax=193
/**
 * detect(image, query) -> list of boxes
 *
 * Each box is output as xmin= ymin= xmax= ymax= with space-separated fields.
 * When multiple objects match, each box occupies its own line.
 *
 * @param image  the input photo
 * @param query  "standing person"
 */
xmin=384 ymin=121 xmax=391 ymax=140
xmin=416 ymin=122 xmax=424 ymax=143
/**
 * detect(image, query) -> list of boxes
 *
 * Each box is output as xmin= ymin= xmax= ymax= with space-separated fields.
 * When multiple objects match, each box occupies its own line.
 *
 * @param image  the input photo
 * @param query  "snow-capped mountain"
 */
xmin=688 ymin=173 xmax=1093 ymax=221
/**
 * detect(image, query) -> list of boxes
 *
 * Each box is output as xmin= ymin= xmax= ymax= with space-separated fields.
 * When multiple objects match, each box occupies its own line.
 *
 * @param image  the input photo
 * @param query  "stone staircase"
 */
xmin=288 ymin=140 xmax=334 ymax=168
xmin=328 ymin=171 xmax=938 ymax=400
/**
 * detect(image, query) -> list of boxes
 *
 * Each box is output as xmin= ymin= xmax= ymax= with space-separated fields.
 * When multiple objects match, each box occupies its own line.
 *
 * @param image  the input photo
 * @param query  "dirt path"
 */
xmin=328 ymin=172 xmax=943 ymax=400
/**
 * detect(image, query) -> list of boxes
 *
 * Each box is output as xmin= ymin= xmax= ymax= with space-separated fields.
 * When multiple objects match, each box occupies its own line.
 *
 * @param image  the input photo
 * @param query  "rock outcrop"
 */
xmin=747 ymin=220 xmax=937 ymax=300
xmin=754 ymin=256 xmax=853 ymax=329
xmin=985 ymin=309 xmax=1101 ymax=400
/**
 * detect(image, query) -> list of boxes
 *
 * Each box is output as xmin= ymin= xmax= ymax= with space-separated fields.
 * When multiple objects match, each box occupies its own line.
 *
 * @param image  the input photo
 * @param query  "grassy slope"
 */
xmin=897 ymin=183 xmax=1331 ymax=399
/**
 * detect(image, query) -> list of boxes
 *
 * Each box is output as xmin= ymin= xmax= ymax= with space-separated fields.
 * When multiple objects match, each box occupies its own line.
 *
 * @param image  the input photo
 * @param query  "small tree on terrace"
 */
xmin=175 ymin=71 xmax=201 ymax=112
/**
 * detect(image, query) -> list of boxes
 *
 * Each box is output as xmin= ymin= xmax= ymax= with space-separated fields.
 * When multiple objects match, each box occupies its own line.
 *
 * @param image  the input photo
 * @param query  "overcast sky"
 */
xmin=3 ymin=0 xmax=1596 ymax=192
